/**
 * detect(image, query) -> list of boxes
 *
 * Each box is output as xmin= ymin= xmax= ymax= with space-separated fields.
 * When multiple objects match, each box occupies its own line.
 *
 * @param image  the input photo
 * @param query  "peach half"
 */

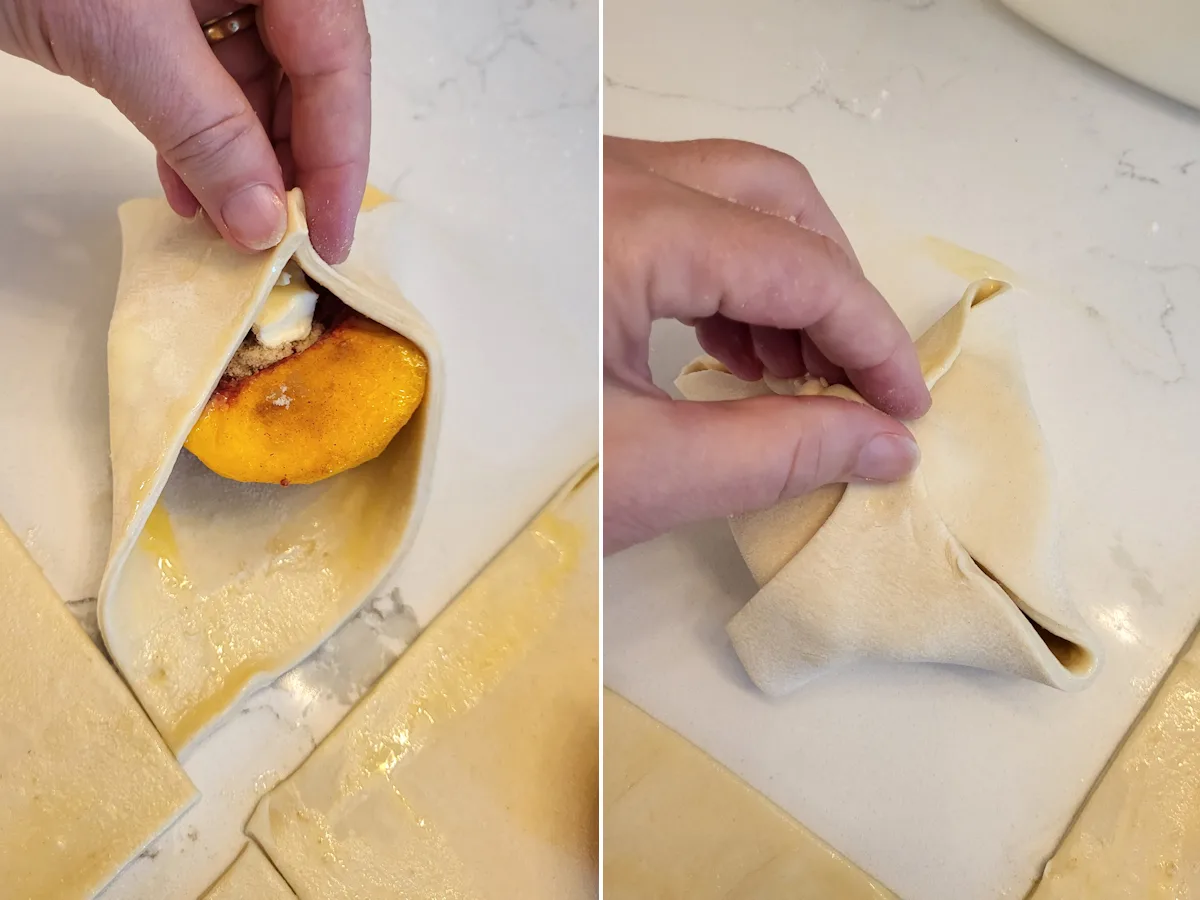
xmin=183 ymin=311 xmax=428 ymax=486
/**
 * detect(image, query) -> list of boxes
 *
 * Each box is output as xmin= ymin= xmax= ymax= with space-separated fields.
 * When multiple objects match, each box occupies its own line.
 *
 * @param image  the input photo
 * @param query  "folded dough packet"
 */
xmin=100 ymin=187 xmax=442 ymax=753
xmin=675 ymin=279 xmax=1102 ymax=695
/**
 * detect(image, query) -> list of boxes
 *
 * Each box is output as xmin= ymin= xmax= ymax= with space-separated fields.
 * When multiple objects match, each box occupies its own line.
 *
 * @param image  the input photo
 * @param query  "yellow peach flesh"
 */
xmin=184 ymin=313 xmax=427 ymax=485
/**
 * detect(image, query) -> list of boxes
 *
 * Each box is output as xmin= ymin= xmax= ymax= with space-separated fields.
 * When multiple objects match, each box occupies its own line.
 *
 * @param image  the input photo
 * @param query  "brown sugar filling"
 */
xmin=215 ymin=279 xmax=355 ymax=398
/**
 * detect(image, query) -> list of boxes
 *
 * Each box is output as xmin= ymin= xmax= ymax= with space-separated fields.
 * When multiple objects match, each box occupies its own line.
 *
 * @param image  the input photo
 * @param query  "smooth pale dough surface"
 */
xmin=247 ymin=463 xmax=599 ymax=900
xmin=0 ymin=516 xmax=195 ymax=899
xmin=604 ymin=690 xmax=894 ymax=900
xmin=1000 ymin=0 xmax=1200 ymax=112
xmin=1031 ymin=627 xmax=1200 ymax=897
xmin=198 ymin=844 xmax=296 ymax=900
xmin=676 ymin=279 xmax=1100 ymax=695
xmin=100 ymin=187 xmax=443 ymax=753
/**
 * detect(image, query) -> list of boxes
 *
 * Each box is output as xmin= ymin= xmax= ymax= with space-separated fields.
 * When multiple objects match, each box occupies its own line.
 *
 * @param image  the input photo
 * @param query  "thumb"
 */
xmin=603 ymin=389 xmax=920 ymax=553
xmin=96 ymin=3 xmax=286 ymax=251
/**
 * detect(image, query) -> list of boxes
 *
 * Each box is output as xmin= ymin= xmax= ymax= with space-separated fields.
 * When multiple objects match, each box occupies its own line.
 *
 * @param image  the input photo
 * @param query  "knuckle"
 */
xmin=812 ymin=230 xmax=855 ymax=278
xmin=791 ymin=418 xmax=829 ymax=487
xmin=778 ymin=401 xmax=854 ymax=501
xmin=718 ymin=140 xmax=815 ymax=187
xmin=761 ymin=145 xmax=813 ymax=184
xmin=810 ymin=232 xmax=856 ymax=294
xmin=163 ymin=107 xmax=258 ymax=174
xmin=704 ymin=138 xmax=775 ymax=173
xmin=770 ymin=227 xmax=854 ymax=316
xmin=766 ymin=154 xmax=821 ymax=210
xmin=696 ymin=137 xmax=751 ymax=158
xmin=701 ymin=141 xmax=825 ymax=221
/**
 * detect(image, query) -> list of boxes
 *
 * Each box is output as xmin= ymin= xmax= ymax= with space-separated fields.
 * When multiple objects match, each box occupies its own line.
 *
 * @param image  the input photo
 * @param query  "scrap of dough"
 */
xmin=0 ymin=516 xmax=195 ymax=899
xmin=676 ymin=279 xmax=1100 ymax=695
xmin=247 ymin=462 xmax=599 ymax=899
xmin=604 ymin=690 xmax=895 ymax=899
xmin=100 ymin=187 xmax=443 ymax=753
xmin=1030 ymin=628 xmax=1200 ymax=897
xmin=199 ymin=844 xmax=296 ymax=900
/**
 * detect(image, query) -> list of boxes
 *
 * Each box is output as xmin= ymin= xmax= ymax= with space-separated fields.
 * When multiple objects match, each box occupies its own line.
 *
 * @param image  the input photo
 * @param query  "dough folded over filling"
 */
xmin=676 ymin=279 xmax=1101 ymax=694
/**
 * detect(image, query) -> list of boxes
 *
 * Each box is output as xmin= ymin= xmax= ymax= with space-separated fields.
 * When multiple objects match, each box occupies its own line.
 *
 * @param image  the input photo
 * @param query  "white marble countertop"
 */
xmin=604 ymin=2 xmax=1200 ymax=899
xmin=0 ymin=0 xmax=597 ymax=897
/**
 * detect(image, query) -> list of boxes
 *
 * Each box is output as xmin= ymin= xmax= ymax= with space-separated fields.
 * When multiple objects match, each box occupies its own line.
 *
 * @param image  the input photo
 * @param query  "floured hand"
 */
xmin=0 ymin=0 xmax=370 ymax=263
xmin=603 ymin=137 xmax=930 ymax=553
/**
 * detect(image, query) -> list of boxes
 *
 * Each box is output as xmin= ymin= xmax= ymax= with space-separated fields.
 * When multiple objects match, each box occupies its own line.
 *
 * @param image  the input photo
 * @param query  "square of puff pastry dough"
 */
xmin=1032 ymin=626 xmax=1200 ymax=897
xmin=0 ymin=516 xmax=196 ymax=899
xmin=247 ymin=461 xmax=598 ymax=900
xmin=199 ymin=843 xmax=297 ymax=900
xmin=604 ymin=690 xmax=895 ymax=899
xmin=676 ymin=280 xmax=1101 ymax=695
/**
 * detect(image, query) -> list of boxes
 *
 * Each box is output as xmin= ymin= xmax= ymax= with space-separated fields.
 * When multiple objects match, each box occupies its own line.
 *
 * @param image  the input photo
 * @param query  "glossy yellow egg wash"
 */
xmin=1032 ymin=630 xmax=1200 ymax=897
xmin=0 ymin=517 xmax=195 ymax=898
xmin=918 ymin=236 xmax=1020 ymax=284
xmin=123 ymin=418 xmax=425 ymax=751
xmin=247 ymin=465 xmax=599 ymax=900
xmin=198 ymin=843 xmax=297 ymax=900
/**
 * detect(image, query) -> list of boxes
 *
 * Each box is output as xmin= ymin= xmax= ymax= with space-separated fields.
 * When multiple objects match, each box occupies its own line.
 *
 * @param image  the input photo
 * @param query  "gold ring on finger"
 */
xmin=202 ymin=7 xmax=257 ymax=45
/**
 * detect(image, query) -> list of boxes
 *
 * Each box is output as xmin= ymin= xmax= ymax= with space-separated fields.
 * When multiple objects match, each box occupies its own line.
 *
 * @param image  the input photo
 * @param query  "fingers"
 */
xmin=19 ymin=0 xmax=372 ymax=264
xmin=271 ymin=77 xmax=297 ymax=187
xmin=158 ymin=3 xmax=277 ymax=219
xmin=694 ymin=316 xmax=762 ymax=381
xmin=694 ymin=318 xmax=807 ymax=381
xmin=208 ymin=22 xmax=278 ymax=134
xmin=96 ymin=1 xmax=286 ymax=252
xmin=260 ymin=0 xmax=371 ymax=263
xmin=612 ymin=162 xmax=930 ymax=417
xmin=603 ymin=388 xmax=920 ymax=554
xmin=157 ymin=155 xmax=200 ymax=218
xmin=749 ymin=325 xmax=805 ymax=379
xmin=800 ymin=332 xmax=846 ymax=385
xmin=605 ymin=136 xmax=862 ymax=269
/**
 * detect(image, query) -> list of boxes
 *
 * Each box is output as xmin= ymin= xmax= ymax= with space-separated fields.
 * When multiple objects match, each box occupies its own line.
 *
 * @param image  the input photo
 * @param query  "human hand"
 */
xmin=604 ymin=137 xmax=931 ymax=554
xmin=0 ymin=0 xmax=370 ymax=263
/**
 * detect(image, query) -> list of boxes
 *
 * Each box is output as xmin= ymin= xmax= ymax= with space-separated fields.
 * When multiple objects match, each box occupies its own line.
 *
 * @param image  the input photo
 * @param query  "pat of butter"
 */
xmin=253 ymin=261 xmax=319 ymax=349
